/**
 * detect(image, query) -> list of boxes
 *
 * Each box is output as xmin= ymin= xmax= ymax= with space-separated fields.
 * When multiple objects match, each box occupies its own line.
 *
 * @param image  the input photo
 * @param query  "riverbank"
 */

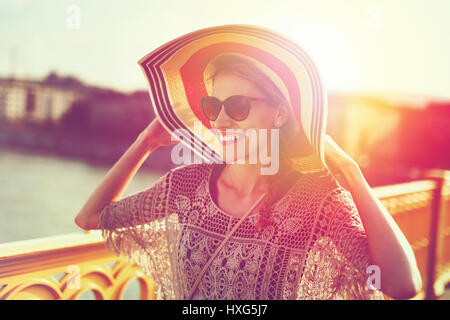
xmin=0 ymin=124 xmax=176 ymax=172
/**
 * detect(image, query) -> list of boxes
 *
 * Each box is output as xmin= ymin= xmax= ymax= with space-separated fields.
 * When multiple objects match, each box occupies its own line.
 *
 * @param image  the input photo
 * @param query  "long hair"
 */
xmin=206 ymin=53 xmax=302 ymax=234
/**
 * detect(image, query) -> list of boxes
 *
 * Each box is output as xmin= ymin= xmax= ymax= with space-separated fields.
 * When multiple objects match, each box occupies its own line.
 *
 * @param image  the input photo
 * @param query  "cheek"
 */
xmin=243 ymin=108 xmax=274 ymax=130
xmin=240 ymin=109 xmax=274 ymax=155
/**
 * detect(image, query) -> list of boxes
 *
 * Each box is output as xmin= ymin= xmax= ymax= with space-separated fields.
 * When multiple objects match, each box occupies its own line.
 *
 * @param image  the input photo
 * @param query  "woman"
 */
xmin=75 ymin=25 xmax=421 ymax=300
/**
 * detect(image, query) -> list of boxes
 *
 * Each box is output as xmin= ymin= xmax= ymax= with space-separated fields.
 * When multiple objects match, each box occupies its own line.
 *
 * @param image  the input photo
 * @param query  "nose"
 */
xmin=212 ymin=105 xmax=233 ymax=129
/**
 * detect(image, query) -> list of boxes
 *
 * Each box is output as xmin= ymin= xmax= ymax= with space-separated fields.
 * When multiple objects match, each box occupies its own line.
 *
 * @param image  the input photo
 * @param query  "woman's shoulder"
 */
xmin=276 ymin=168 xmax=363 ymax=222
xmin=298 ymin=170 xmax=365 ymax=234
xmin=287 ymin=169 xmax=343 ymax=203
xmin=285 ymin=169 xmax=366 ymax=241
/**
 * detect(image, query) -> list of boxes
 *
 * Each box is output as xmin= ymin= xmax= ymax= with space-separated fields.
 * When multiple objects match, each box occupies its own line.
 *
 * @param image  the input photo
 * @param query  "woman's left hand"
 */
xmin=323 ymin=134 xmax=359 ymax=178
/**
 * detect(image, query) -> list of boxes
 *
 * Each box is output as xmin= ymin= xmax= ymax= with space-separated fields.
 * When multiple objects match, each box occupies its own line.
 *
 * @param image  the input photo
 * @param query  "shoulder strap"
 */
xmin=187 ymin=192 xmax=267 ymax=299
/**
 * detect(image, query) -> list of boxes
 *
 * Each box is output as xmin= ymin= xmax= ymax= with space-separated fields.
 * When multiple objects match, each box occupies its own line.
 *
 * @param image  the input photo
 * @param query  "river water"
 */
xmin=0 ymin=149 xmax=163 ymax=244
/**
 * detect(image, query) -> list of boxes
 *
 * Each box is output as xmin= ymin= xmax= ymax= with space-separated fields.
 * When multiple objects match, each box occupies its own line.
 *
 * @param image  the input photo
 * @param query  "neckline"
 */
xmin=206 ymin=163 xmax=303 ymax=220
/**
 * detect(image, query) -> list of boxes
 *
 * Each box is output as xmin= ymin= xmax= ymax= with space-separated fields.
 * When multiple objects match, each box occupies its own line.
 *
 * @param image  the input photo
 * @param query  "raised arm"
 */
xmin=324 ymin=135 xmax=422 ymax=300
xmin=74 ymin=118 xmax=176 ymax=230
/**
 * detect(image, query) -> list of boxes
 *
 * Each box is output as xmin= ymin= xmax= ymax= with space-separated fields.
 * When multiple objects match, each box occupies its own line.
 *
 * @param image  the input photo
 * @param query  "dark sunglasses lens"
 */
xmin=201 ymin=97 xmax=221 ymax=121
xmin=225 ymin=96 xmax=250 ymax=121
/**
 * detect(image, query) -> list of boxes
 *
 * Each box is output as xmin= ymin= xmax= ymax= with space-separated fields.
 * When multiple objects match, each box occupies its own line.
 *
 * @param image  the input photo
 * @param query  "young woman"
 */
xmin=75 ymin=26 xmax=421 ymax=300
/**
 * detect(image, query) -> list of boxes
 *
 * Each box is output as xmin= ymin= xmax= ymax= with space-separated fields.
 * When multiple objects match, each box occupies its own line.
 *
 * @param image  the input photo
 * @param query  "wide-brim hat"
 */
xmin=138 ymin=24 xmax=331 ymax=174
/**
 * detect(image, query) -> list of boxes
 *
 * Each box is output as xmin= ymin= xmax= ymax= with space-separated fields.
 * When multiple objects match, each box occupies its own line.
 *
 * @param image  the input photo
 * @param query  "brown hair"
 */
xmin=207 ymin=54 xmax=300 ymax=234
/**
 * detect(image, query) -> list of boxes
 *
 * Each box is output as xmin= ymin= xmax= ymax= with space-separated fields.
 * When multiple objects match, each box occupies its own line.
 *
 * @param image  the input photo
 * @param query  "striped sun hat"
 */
xmin=138 ymin=24 xmax=331 ymax=174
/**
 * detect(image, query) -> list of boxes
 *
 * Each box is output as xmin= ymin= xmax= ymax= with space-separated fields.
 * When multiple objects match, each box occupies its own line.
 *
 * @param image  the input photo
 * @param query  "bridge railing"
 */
xmin=0 ymin=232 xmax=157 ymax=299
xmin=373 ymin=170 xmax=450 ymax=299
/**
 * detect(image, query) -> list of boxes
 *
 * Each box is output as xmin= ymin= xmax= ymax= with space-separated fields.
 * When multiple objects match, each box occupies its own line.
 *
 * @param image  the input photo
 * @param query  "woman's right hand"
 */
xmin=138 ymin=118 xmax=178 ymax=150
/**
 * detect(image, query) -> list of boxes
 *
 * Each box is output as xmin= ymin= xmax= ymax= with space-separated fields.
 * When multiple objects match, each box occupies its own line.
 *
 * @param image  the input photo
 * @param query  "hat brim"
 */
xmin=138 ymin=24 xmax=328 ymax=171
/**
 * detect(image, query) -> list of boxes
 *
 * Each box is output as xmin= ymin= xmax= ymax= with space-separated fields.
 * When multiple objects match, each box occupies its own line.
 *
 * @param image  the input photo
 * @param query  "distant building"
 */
xmin=327 ymin=93 xmax=425 ymax=165
xmin=327 ymin=93 xmax=450 ymax=184
xmin=0 ymin=74 xmax=85 ymax=125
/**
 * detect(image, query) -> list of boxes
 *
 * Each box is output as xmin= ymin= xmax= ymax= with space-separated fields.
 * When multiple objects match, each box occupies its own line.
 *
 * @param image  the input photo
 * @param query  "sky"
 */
xmin=0 ymin=0 xmax=449 ymax=99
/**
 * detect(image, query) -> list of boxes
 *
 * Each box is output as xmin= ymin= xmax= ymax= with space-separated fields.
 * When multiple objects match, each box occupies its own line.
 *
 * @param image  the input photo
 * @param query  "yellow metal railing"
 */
xmin=0 ymin=232 xmax=157 ymax=300
xmin=0 ymin=169 xmax=449 ymax=300
xmin=373 ymin=170 xmax=450 ymax=299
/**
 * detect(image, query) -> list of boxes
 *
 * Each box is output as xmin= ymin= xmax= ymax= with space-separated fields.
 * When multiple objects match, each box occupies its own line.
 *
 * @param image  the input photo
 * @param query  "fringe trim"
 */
xmin=99 ymin=212 xmax=173 ymax=299
xmin=333 ymin=272 xmax=387 ymax=300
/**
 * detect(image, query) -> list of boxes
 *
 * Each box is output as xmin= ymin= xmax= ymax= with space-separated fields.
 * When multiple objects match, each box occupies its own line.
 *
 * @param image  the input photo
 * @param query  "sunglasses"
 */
xmin=201 ymin=95 xmax=268 ymax=122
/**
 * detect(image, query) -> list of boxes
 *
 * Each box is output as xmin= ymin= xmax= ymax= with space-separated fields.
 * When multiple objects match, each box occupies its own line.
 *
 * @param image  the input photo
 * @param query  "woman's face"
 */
xmin=209 ymin=71 xmax=279 ymax=164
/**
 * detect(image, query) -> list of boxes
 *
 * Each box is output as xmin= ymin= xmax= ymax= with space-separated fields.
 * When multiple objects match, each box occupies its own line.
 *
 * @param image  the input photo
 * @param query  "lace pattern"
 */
xmin=98 ymin=163 xmax=385 ymax=300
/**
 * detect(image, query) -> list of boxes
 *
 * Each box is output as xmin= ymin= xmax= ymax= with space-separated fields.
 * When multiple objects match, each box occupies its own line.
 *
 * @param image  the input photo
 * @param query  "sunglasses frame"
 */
xmin=201 ymin=95 xmax=269 ymax=122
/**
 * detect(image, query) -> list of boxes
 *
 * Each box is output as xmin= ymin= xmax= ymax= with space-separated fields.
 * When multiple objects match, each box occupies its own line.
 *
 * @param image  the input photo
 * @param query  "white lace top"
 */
xmin=98 ymin=163 xmax=384 ymax=300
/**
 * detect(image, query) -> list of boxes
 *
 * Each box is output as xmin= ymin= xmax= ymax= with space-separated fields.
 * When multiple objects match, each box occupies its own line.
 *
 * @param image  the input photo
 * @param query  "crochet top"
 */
xmin=97 ymin=163 xmax=384 ymax=300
